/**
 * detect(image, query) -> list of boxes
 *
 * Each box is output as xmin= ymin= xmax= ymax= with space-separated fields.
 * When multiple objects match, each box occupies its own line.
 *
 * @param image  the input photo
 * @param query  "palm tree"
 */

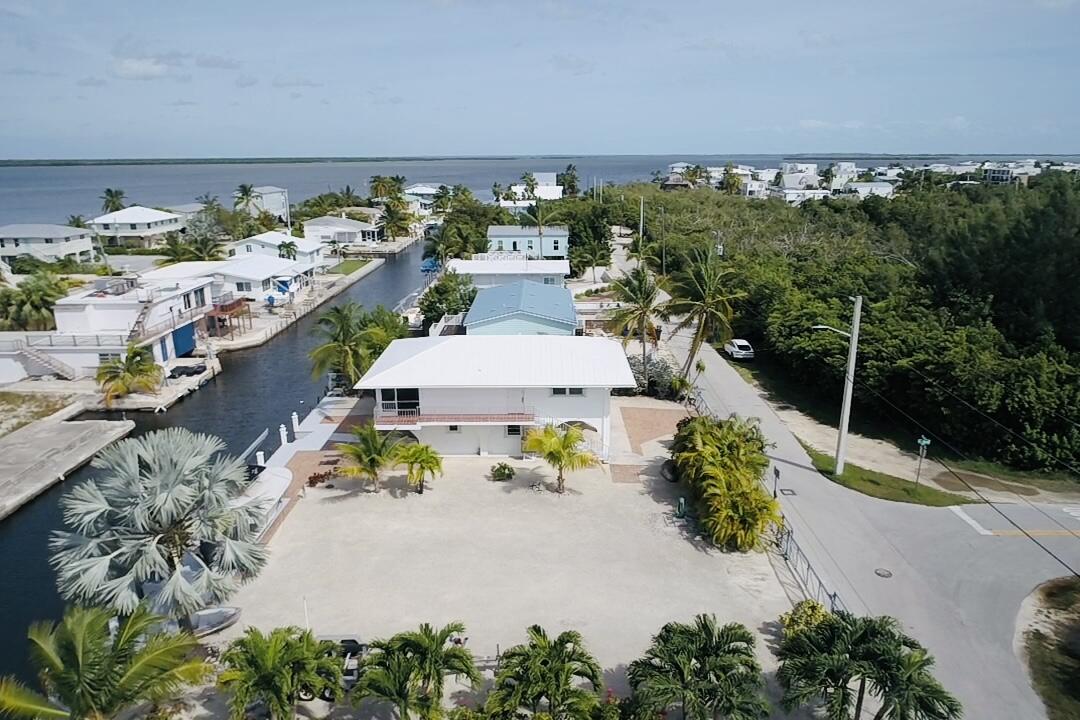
xmin=185 ymin=235 xmax=225 ymax=261
xmin=309 ymin=302 xmax=369 ymax=385
xmin=485 ymin=625 xmax=602 ymax=720
xmin=389 ymin=622 xmax=480 ymax=714
xmin=0 ymin=606 xmax=209 ymax=720
xmin=66 ymin=214 xmax=87 ymax=228
xmin=557 ymin=164 xmax=580 ymax=196
xmin=628 ymin=614 xmax=769 ymax=720
xmin=395 ymin=443 xmax=443 ymax=495
xmin=50 ymin=428 xmax=268 ymax=620
xmin=383 ymin=204 xmax=413 ymax=242
xmin=778 ymin=612 xmax=915 ymax=720
xmin=423 ymin=224 xmax=470 ymax=264
xmin=278 ymin=240 xmax=298 ymax=260
xmin=491 ymin=182 xmax=503 ymax=202
xmin=722 ymin=163 xmax=743 ymax=195
xmin=96 ymin=342 xmax=163 ymax=407
xmin=433 ymin=185 xmax=453 ymax=213
xmin=517 ymin=198 xmax=567 ymax=252
xmin=569 ymin=240 xmax=610 ymax=282
xmin=100 ymin=188 xmax=126 ymax=213
xmin=609 ymin=265 xmax=661 ymax=389
xmin=873 ymin=647 xmax=962 ymax=720
xmin=219 ymin=626 xmax=343 ymax=720
xmin=353 ymin=644 xmax=428 ymax=720
xmin=155 ymin=235 xmax=191 ymax=266
xmin=520 ymin=172 xmax=538 ymax=199
xmin=339 ymin=185 xmax=360 ymax=205
xmin=370 ymin=175 xmax=397 ymax=201
xmin=661 ymin=248 xmax=744 ymax=378
xmin=522 ymin=424 xmax=599 ymax=494
xmin=234 ymin=183 xmax=257 ymax=212
xmin=0 ymin=271 xmax=66 ymax=330
xmin=338 ymin=423 xmax=403 ymax=492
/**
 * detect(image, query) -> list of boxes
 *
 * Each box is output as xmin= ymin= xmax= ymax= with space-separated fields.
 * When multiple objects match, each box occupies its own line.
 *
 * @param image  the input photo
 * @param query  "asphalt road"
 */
xmin=661 ymin=326 xmax=1079 ymax=720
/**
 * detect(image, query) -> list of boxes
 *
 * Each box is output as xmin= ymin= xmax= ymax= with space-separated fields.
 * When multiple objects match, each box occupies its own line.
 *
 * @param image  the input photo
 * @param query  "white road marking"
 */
xmin=951 ymin=507 xmax=993 ymax=536
xmin=1062 ymin=506 xmax=1080 ymax=520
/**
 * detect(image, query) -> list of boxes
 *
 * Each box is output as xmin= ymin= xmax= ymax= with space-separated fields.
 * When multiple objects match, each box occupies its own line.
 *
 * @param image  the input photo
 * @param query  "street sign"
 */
xmin=915 ymin=436 xmax=931 ymax=486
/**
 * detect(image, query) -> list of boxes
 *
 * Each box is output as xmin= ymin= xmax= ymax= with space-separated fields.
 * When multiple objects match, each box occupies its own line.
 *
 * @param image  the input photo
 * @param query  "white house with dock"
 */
xmin=356 ymin=335 xmax=635 ymax=460
xmin=303 ymin=215 xmax=385 ymax=247
xmin=228 ymin=231 xmax=327 ymax=269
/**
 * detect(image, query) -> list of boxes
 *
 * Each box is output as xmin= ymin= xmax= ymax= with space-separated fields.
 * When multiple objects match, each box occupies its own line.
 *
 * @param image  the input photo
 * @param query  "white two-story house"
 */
xmin=0 ymin=224 xmax=97 ymax=264
xmin=228 ymin=231 xmax=327 ymax=269
xmin=486 ymin=225 xmax=568 ymax=259
xmin=91 ymin=206 xmax=185 ymax=247
xmin=444 ymin=257 xmax=570 ymax=289
xmin=356 ymin=335 xmax=635 ymax=460
xmin=303 ymin=215 xmax=385 ymax=246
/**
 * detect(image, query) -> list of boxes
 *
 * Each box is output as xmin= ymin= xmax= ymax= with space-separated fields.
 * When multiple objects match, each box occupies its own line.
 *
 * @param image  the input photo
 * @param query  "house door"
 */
xmin=159 ymin=337 xmax=169 ymax=361
xmin=512 ymin=240 xmax=519 ymax=252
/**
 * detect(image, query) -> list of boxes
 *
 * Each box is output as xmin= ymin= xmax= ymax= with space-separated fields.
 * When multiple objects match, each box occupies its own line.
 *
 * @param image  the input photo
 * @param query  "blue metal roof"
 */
xmin=464 ymin=280 xmax=576 ymax=328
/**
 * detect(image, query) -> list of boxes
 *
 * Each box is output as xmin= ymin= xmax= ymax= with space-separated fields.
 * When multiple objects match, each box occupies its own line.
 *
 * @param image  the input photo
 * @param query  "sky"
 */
xmin=0 ymin=0 xmax=1077 ymax=158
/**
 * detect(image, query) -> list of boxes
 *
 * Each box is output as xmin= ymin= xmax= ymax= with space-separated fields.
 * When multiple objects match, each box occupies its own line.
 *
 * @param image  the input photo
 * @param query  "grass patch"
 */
xmin=725 ymin=351 xmax=1079 ymax=494
xmin=328 ymin=259 xmax=369 ymax=275
xmin=1026 ymin=577 xmax=1080 ymax=720
xmin=799 ymin=439 xmax=971 ymax=506
xmin=0 ymin=392 xmax=72 ymax=439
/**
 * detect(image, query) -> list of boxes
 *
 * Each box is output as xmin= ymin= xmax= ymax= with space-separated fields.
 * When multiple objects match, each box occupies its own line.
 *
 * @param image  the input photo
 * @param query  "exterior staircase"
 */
xmin=126 ymin=301 xmax=154 ymax=343
xmin=10 ymin=340 xmax=78 ymax=379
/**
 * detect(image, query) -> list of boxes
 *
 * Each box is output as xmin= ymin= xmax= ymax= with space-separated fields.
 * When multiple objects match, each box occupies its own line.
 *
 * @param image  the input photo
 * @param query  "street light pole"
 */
xmin=811 ymin=294 xmax=863 ymax=476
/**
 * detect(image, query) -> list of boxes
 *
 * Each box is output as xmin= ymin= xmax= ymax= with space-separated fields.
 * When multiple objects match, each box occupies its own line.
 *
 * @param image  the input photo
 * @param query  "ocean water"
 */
xmin=1 ymin=153 xmax=1071 ymax=225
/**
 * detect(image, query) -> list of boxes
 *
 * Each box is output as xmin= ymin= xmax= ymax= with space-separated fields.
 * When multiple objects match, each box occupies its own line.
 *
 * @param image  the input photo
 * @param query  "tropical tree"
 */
xmin=485 ymin=625 xmax=602 ymax=720
xmin=722 ymin=163 xmax=743 ymax=195
xmin=433 ymin=185 xmax=453 ymax=213
xmin=338 ymin=423 xmax=403 ymax=492
xmin=339 ymin=184 xmax=360 ymax=205
xmin=873 ymin=647 xmax=962 ymax=720
xmin=423 ymin=224 xmax=470 ymax=265
xmin=309 ymin=302 xmax=369 ymax=384
xmin=557 ymin=164 xmax=580 ymax=196
xmin=568 ymin=240 xmax=610 ymax=282
xmin=517 ymin=198 xmax=568 ymax=249
xmin=522 ymin=424 xmax=599 ymax=494
xmin=353 ymin=644 xmax=428 ymax=720
xmin=396 ymin=443 xmax=444 ymax=494
xmin=0 ymin=606 xmax=209 ymax=720
xmin=520 ymin=172 xmax=538 ymax=200
xmin=0 ymin=271 xmax=66 ymax=330
xmin=185 ymin=235 xmax=225 ymax=261
xmin=100 ymin=188 xmax=126 ymax=213
xmin=661 ymin=248 xmax=743 ymax=378
xmin=278 ymin=240 xmax=298 ymax=260
xmin=821 ymin=164 xmax=836 ymax=190
xmin=370 ymin=175 xmax=398 ymax=201
xmin=628 ymin=614 xmax=769 ymax=720
xmin=388 ymin=622 xmax=480 ymax=713
xmin=66 ymin=214 xmax=87 ymax=228
xmin=96 ymin=342 xmax=164 ymax=407
xmin=384 ymin=204 xmax=413 ymax=241
xmin=234 ymin=183 xmax=257 ymax=212
xmin=609 ymin=265 xmax=661 ymax=389
xmin=778 ymin=612 xmax=925 ymax=720
xmin=219 ymin=626 xmax=343 ymax=720
xmin=417 ymin=271 xmax=477 ymax=328
xmin=491 ymin=182 xmax=503 ymax=202
xmin=49 ymin=428 xmax=268 ymax=621
xmin=155 ymin=235 xmax=191 ymax=266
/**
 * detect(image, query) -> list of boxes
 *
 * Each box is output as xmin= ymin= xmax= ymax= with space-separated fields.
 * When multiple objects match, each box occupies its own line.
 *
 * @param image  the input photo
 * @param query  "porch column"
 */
xmin=600 ymin=390 xmax=611 ymax=462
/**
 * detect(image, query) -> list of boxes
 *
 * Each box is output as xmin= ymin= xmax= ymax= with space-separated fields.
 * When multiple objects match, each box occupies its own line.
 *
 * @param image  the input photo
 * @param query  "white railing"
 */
xmin=376 ymin=404 xmax=536 ymax=425
xmin=28 ymin=334 xmax=126 ymax=348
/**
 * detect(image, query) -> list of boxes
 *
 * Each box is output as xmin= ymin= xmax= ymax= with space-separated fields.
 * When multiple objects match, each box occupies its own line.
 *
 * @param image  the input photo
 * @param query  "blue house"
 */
xmin=463 ymin=280 xmax=577 ymax=336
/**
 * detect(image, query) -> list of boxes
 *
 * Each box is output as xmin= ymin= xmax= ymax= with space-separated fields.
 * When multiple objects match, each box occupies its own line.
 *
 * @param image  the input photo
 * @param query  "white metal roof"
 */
xmin=253 ymin=186 xmax=286 ymax=194
xmin=243 ymin=230 xmax=322 ymax=253
xmin=218 ymin=255 xmax=302 ymax=280
xmin=355 ymin=335 xmax=635 ymax=389
xmin=405 ymin=184 xmax=439 ymax=195
xmin=0 ymin=223 xmax=90 ymax=239
xmin=303 ymin=215 xmax=375 ymax=231
xmin=445 ymin=258 xmax=570 ymax=276
xmin=93 ymin=206 xmax=181 ymax=224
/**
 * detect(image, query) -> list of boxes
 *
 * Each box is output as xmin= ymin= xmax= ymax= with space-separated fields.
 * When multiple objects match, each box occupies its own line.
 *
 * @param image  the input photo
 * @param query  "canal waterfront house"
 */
xmin=90 ymin=206 xmax=185 ymax=248
xmin=486 ymin=225 xmax=569 ymax=260
xmin=141 ymin=255 xmax=312 ymax=304
xmin=444 ymin=257 xmax=569 ymax=289
xmin=303 ymin=214 xmax=385 ymax=247
xmin=227 ymin=230 xmax=328 ymax=270
xmin=355 ymin=335 xmax=635 ymax=460
xmin=462 ymin=280 xmax=577 ymax=336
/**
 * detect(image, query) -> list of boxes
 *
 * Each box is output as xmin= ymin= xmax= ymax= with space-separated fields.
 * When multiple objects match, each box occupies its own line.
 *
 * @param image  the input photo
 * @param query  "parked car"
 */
xmin=297 ymin=636 xmax=368 ymax=702
xmin=724 ymin=339 xmax=755 ymax=360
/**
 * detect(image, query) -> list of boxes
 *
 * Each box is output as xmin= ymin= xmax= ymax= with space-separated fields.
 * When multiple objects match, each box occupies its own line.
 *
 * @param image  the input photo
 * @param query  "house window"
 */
xmin=553 ymin=237 xmax=560 ymax=250
xmin=0 ymin=240 xmax=4 ymax=248
xmin=182 ymin=293 xmax=192 ymax=310
xmin=102 ymin=223 xmax=110 ymax=230
xmin=194 ymin=288 xmax=206 ymax=306
xmin=569 ymin=388 xmax=584 ymax=396
xmin=552 ymin=388 xmax=567 ymax=396
xmin=13 ymin=239 xmax=20 ymax=247
xmin=552 ymin=388 xmax=584 ymax=396
xmin=506 ymin=425 xmax=522 ymax=437
xmin=228 ymin=249 xmax=236 ymax=257
xmin=448 ymin=425 xmax=460 ymax=433
xmin=246 ymin=244 xmax=253 ymax=253
xmin=98 ymin=352 xmax=121 ymax=364
xmin=129 ymin=224 xmax=137 ymax=230
xmin=543 ymin=277 xmax=557 ymax=285
xmin=262 ymin=279 xmax=272 ymax=291
xmin=382 ymin=388 xmax=420 ymax=411
xmin=45 ymin=238 xmax=53 ymax=244
xmin=236 ymin=281 xmax=252 ymax=292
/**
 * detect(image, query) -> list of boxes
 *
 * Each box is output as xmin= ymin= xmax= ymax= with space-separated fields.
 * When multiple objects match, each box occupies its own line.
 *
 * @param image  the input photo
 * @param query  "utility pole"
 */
xmin=638 ymin=196 xmax=645 ymax=265
xmin=811 ymin=294 xmax=863 ymax=476
xmin=660 ymin=206 xmax=666 ymax=275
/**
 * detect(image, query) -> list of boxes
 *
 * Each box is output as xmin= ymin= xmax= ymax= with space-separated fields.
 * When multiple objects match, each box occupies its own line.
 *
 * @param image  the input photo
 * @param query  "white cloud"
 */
xmin=113 ymin=57 xmax=172 ymax=80
xmin=76 ymin=76 xmax=107 ymax=87
xmin=549 ymin=53 xmax=595 ymax=77
xmin=272 ymin=77 xmax=322 ymax=88
xmin=799 ymin=119 xmax=831 ymax=129
xmin=110 ymin=37 xmax=187 ymax=81
xmin=170 ymin=99 xmax=197 ymax=107
xmin=943 ymin=115 xmax=971 ymax=131
xmin=4 ymin=66 xmax=59 ymax=77
xmin=235 ymin=75 xmax=258 ymax=88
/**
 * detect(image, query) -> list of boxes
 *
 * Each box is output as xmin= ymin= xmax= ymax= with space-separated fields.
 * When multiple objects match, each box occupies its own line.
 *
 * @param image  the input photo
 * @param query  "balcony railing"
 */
xmin=376 ymin=404 xmax=536 ymax=425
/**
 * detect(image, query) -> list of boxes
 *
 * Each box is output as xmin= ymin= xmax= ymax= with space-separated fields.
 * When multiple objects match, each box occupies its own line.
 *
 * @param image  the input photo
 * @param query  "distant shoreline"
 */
xmin=2 ymin=153 xmax=1078 ymax=168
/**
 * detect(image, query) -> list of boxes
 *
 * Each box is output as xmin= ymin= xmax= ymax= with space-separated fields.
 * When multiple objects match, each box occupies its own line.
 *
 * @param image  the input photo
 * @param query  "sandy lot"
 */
xmin=224 ymin=453 xmax=791 ymax=693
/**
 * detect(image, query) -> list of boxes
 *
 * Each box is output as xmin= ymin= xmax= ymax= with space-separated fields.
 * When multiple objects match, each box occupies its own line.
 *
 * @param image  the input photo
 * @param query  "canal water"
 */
xmin=0 ymin=243 xmax=426 ymax=679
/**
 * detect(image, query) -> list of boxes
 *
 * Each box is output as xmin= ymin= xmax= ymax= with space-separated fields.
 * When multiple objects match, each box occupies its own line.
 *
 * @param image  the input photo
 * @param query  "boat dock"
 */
xmin=347 ymin=233 xmax=422 ymax=257
xmin=0 ymin=402 xmax=134 ymax=521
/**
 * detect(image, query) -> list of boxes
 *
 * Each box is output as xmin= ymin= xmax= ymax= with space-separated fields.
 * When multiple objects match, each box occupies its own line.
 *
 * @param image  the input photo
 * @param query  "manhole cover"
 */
xmin=780 ymin=488 xmax=796 ymax=496
xmin=875 ymin=568 xmax=893 ymax=578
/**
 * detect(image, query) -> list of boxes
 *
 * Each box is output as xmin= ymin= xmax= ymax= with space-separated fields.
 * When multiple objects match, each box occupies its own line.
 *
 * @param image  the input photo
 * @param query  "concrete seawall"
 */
xmin=0 ymin=401 xmax=135 ymax=521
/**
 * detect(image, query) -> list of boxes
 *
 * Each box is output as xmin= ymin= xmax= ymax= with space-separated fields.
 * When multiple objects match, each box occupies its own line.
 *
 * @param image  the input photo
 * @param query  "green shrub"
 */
xmin=779 ymin=599 xmax=831 ymax=637
xmin=491 ymin=462 xmax=515 ymax=482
